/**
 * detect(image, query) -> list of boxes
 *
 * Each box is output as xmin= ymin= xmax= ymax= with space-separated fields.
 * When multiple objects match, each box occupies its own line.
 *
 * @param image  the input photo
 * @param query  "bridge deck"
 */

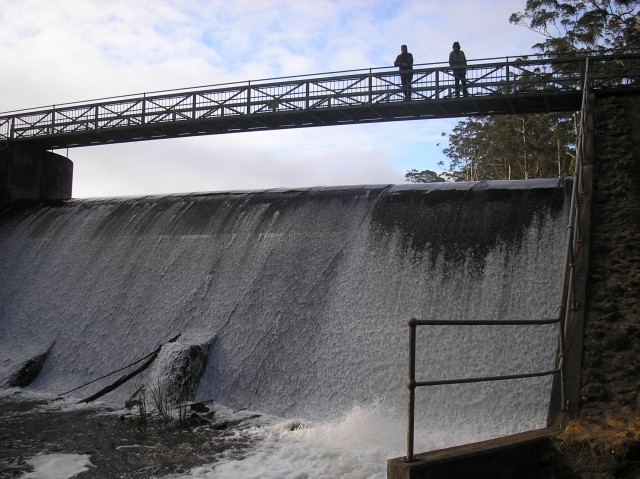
xmin=1 ymin=52 xmax=638 ymax=149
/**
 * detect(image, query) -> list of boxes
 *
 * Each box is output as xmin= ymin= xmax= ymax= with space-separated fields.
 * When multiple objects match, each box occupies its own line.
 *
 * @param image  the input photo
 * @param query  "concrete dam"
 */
xmin=0 ymin=179 xmax=571 ymax=475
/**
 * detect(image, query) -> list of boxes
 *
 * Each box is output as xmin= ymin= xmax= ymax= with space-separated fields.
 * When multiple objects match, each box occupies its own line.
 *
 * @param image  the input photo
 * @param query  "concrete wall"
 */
xmin=387 ymin=429 xmax=554 ymax=479
xmin=0 ymin=144 xmax=72 ymax=210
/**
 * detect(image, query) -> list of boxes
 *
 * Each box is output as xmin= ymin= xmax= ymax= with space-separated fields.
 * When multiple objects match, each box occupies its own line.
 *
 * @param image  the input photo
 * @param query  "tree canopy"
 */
xmin=404 ymin=169 xmax=446 ymax=183
xmin=509 ymin=0 xmax=640 ymax=53
xmin=443 ymin=113 xmax=576 ymax=181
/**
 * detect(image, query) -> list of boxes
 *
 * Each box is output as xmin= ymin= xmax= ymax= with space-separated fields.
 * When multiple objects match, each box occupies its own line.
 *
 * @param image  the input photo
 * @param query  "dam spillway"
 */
xmin=0 ymin=179 xmax=569 ymax=456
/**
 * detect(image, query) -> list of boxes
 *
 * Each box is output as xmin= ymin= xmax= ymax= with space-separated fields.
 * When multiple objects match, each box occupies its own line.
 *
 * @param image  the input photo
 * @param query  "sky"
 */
xmin=0 ymin=0 xmax=544 ymax=198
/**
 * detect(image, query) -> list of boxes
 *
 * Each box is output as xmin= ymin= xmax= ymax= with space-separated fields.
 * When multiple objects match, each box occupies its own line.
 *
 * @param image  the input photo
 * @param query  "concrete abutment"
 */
xmin=0 ymin=144 xmax=72 ymax=211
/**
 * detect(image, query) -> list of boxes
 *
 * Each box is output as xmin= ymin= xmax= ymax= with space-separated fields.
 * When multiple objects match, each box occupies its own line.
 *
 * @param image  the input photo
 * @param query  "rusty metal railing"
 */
xmin=552 ymin=57 xmax=591 ymax=417
xmin=405 ymin=317 xmax=565 ymax=462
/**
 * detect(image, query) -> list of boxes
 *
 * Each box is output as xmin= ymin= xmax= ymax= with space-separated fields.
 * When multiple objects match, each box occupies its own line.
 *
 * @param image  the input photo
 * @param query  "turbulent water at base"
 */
xmin=0 ymin=179 xmax=570 ymax=478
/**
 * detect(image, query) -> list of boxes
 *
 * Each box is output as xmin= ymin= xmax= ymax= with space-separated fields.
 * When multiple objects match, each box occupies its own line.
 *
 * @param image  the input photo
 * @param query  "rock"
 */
xmin=603 ymin=332 xmax=632 ymax=352
xmin=7 ymin=350 xmax=49 ymax=388
xmin=152 ymin=337 xmax=214 ymax=405
xmin=581 ymin=383 xmax=610 ymax=403
xmin=212 ymin=419 xmax=243 ymax=430
xmin=190 ymin=402 xmax=210 ymax=413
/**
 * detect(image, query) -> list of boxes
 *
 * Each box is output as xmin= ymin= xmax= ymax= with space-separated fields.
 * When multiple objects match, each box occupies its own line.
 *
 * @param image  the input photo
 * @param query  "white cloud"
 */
xmin=1 ymin=0 xmax=542 ymax=197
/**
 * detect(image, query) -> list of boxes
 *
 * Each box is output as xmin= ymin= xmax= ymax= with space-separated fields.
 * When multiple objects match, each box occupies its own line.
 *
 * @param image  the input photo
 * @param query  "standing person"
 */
xmin=449 ymin=41 xmax=468 ymax=97
xmin=394 ymin=44 xmax=414 ymax=100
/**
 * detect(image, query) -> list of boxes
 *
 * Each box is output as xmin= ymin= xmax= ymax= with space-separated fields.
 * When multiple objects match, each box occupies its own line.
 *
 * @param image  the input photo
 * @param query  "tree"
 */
xmin=405 ymin=169 xmax=446 ymax=183
xmin=442 ymin=113 xmax=576 ymax=181
xmin=509 ymin=0 xmax=640 ymax=53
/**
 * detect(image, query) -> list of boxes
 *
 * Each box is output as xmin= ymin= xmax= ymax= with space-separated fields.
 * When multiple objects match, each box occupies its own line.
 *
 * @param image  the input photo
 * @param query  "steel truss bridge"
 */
xmin=1 ymin=52 xmax=639 ymax=150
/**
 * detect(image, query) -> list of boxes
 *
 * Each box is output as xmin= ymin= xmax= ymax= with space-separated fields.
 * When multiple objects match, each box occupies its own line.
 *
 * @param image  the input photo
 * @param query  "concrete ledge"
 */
xmin=387 ymin=427 xmax=556 ymax=479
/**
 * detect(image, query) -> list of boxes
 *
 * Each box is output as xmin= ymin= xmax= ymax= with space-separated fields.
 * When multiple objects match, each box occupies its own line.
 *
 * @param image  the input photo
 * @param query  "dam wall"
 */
xmin=0 ymin=179 xmax=570 ymax=448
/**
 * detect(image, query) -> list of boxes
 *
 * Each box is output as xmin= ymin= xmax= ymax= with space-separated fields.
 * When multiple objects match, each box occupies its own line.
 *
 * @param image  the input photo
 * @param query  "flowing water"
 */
xmin=0 ymin=179 xmax=570 ymax=478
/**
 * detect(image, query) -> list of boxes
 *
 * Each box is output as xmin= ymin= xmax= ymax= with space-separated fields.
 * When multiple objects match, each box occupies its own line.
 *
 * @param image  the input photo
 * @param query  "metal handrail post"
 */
xmin=407 ymin=317 xmax=417 ymax=462
xmin=558 ymin=308 xmax=568 ymax=411
xmin=574 ymin=203 xmax=583 ymax=243
xmin=246 ymin=81 xmax=251 ymax=115
xmin=142 ymin=93 xmax=147 ymax=124
xmin=305 ymin=81 xmax=310 ymax=110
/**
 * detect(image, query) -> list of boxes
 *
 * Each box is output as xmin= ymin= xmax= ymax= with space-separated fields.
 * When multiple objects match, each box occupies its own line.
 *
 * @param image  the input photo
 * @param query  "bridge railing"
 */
xmin=1 ymin=51 xmax=639 ymax=144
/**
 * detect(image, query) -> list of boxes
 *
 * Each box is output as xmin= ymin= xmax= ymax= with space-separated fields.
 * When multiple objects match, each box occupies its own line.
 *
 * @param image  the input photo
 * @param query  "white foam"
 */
xmin=163 ymin=401 xmax=481 ymax=479
xmin=21 ymin=453 xmax=93 ymax=479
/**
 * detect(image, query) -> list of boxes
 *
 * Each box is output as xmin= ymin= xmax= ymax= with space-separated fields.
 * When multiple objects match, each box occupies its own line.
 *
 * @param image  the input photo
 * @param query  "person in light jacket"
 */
xmin=449 ymin=41 xmax=468 ymax=97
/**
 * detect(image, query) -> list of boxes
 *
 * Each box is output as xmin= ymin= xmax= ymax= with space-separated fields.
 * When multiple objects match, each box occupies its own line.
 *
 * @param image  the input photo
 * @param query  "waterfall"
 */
xmin=0 ymin=179 xmax=569 ymax=452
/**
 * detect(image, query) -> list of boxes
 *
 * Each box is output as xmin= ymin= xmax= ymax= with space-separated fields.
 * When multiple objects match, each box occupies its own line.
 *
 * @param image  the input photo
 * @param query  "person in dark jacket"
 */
xmin=394 ymin=44 xmax=414 ymax=100
xmin=449 ymin=41 xmax=468 ymax=97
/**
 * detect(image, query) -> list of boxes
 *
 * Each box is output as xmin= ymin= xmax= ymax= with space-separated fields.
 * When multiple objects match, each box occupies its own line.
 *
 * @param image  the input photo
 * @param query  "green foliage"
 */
xmin=509 ymin=0 xmax=640 ymax=53
xmin=405 ymin=169 xmax=446 ymax=183
xmin=442 ymin=113 xmax=576 ymax=181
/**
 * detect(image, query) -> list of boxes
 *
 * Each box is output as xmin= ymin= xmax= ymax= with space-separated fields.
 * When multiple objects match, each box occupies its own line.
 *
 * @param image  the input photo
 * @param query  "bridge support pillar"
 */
xmin=0 ymin=144 xmax=72 ymax=211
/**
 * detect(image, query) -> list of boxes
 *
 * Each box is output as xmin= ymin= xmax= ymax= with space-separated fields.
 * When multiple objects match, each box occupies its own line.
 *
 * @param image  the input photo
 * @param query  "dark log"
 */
xmin=77 ymin=333 xmax=181 ymax=404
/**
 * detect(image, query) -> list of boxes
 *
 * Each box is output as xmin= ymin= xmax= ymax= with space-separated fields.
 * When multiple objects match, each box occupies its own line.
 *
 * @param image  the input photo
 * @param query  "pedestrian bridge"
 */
xmin=1 ymin=51 xmax=639 ymax=150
